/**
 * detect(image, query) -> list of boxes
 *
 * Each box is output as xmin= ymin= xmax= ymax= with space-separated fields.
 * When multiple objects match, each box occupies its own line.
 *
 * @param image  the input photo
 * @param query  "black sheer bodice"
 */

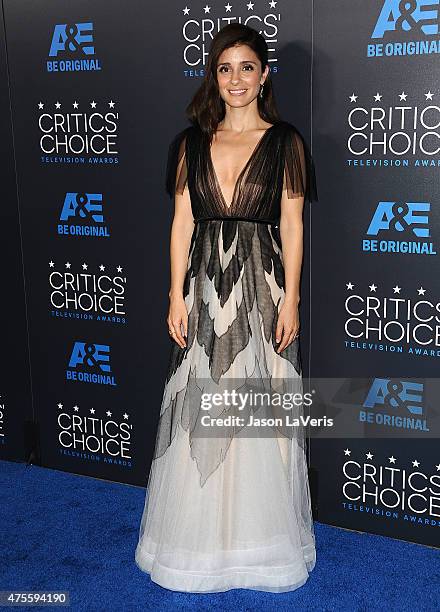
xmin=165 ymin=120 xmax=318 ymax=223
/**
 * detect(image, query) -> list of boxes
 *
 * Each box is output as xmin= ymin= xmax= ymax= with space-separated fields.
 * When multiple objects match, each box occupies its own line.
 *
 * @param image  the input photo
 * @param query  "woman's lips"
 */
xmin=228 ymin=89 xmax=247 ymax=96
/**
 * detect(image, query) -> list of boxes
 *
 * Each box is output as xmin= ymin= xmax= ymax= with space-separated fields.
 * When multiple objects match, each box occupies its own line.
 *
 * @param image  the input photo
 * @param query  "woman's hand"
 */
xmin=275 ymin=298 xmax=300 ymax=353
xmin=167 ymin=293 xmax=188 ymax=349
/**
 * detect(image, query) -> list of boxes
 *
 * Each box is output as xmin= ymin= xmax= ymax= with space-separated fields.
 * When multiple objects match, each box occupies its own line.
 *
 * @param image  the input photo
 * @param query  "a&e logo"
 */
xmin=360 ymin=378 xmax=429 ymax=432
xmin=66 ymin=341 xmax=116 ymax=386
xmin=47 ymin=23 xmax=102 ymax=72
xmin=368 ymin=0 xmax=440 ymax=58
xmin=58 ymin=192 xmax=110 ymax=238
xmin=363 ymin=201 xmax=436 ymax=255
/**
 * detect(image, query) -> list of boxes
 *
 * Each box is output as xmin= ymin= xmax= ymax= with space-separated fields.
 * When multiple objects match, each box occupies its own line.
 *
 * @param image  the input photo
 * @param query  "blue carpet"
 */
xmin=0 ymin=459 xmax=438 ymax=611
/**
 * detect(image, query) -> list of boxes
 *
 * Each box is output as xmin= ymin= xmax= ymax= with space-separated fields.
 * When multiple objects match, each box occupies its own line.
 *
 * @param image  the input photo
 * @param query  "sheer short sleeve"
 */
xmin=283 ymin=123 xmax=318 ymax=203
xmin=165 ymin=126 xmax=192 ymax=198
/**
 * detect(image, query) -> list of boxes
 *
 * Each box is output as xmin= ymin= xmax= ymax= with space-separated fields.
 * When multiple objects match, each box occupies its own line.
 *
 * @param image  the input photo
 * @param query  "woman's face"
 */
xmin=216 ymin=44 xmax=269 ymax=108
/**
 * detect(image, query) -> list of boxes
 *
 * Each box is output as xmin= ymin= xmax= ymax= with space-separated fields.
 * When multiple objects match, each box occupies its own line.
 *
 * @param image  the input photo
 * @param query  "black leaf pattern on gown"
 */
xmin=158 ymin=120 xmax=317 ymax=485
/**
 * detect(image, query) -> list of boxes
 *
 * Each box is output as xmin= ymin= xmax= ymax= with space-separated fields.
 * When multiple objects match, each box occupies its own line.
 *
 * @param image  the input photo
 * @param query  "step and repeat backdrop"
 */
xmin=1 ymin=0 xmax=438 ymax=548
xmin=311 ymin=1 xmax=439 ymax=547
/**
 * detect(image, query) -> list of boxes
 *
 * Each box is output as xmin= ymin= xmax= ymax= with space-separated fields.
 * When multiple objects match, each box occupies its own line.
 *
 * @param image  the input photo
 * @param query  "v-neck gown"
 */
xmin=135 ymin=120 xmax=318 ymax=593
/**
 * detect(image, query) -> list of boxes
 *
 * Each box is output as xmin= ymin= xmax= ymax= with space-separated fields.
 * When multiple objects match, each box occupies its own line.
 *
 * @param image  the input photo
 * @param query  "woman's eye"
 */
xmin=218 ymin=65 xmax=254 ymax=73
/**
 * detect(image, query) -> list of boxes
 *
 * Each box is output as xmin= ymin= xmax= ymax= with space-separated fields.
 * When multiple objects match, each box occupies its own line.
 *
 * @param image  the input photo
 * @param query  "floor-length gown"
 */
xmin=135 ymin=119 xmax=318 ymax=593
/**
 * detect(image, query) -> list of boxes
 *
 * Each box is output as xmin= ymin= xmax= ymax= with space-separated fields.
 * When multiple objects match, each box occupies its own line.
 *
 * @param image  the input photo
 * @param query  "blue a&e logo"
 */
xmin=359 ymin=378 xmax=429 ymax=431
xmin=58 ymin=192 xmax=110 ymax=238
xmin=368 ymin=0 xmax=440 ymax=57
xmin=66 ymin=342 xmax=116 ymax=386
xmin=363 ymin=201 xmax=436 ymax=255
xmin=372 ymin=0 xmax=439 ymax=38
xmin=47 ymin=23 xmax=102 ymax=72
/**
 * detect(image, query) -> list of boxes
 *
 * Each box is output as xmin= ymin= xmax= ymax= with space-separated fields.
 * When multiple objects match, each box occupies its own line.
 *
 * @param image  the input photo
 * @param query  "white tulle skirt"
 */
xmin=135 ymin=220 xmax=316 ymax=593
xmin=135 ymin=421 xmax=315 ymax=593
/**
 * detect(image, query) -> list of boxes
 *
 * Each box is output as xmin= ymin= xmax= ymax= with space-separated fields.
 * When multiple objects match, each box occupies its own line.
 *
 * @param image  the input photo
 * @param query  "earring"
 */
xmin=259 ymin=83 xmax=264 ymax=98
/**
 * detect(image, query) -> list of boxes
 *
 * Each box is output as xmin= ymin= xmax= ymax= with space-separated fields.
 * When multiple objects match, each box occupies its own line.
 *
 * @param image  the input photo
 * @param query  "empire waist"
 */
xmin=193 ymin=216 xmax=279 ymax=226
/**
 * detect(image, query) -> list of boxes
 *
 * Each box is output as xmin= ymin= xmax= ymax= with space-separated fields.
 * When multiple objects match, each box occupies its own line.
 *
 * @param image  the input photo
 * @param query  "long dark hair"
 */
xmin=186 ymin=24 xmax=281 ymax=139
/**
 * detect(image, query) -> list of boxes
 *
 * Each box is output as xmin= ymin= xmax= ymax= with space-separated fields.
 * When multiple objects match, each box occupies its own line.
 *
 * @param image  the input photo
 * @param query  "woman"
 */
xmin=135 ymin=23 xmax=318 ymax=593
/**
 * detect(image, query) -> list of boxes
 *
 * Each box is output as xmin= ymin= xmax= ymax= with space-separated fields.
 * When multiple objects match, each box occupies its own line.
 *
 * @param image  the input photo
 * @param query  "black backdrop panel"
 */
xmin=0 ymin=3 xmax=33 ymax=462
xmin=311 ymin=0 xmax=439 ymax=546
xmin=3 ymin=0 xmax=167 ymax=485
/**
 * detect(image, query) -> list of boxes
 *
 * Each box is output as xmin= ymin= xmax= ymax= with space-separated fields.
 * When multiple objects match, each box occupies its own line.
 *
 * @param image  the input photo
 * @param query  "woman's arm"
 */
xmin=167 ymin=145 xmax=194 ymax=349
xmin=276 ymin=189 xmax=305 ymax=353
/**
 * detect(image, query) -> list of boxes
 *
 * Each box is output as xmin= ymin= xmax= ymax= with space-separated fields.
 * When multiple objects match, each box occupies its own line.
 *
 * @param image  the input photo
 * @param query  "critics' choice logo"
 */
xmin=342 ymin=448 xmax=440 ymax=523
xmin=180 ymin=2 xmax=281 ymax=76
xmin=369 ymin=0 xmax=440 ymax=58
xmin=58 ymin=192 xmax=110 ymax=238
xmin=346 ymin=89 xmax=440 ymax=162
xmin=361 ymin=378 xmax=428 ymax=432
xmin=49 ymin=261 xmax=126 ymax=324
xmin=48 ymin=23 xmax=102 ymax=72
xmin=37 ymin=100 xmax=119 ymax=163
xmin=344 ymin=281 xmax=440 ymax=354
xmin=66 ymin=341 xmax=116 ymax=386
xmin=363 ymin=201 xmax=436 ymax=255
xmin=56 ymin=402 xmax=132 ymax=465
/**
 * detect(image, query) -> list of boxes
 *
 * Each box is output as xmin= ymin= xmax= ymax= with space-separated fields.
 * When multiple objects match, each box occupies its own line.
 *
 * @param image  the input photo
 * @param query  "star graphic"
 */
xmin=90 ymin=101 xmax=97 ymax=108
xmin=399 ymin=91 xmax=407 ymax=101
xmin=269 ymin=0 xmax=277 ymax=7
xmin=99 ymin=264 xmax=105 ymax=271
xmin=108 ymin=100 xmax=115 ymax=108
xmin=49 ymin=261 xmax=55 ymax=267
xmin=55 ymin=101 xmax=61 ymax=109
xmin=183 ymin=6 xmax=190 ymax=14
xmin=393 ymin=285 xmax=401 ymax=294
xmin=346 ymin=282 xmax=354 ymax=290
xmin=412 ymin=459 xmax=420 ymax=468
xmin=106 ymin=410 xmax=112 ymax=417
xmin=65 ymin=262 xmax=71 ymax=269
xmin=90 ymin=408 xmax=95 ymax=414
xmin=57 ymin=403 xmax=63 ymax=409
xmin=349 ymin=94 xmax=357 ymax=102
xmin=425 ymin=91 xmax=434 ymax=100
xmin=123 ymin=413 xmax=129 ymax=419
xmin=74 ymin=406 xmax=79 ymax=412
xmin=417 ymin=287 xmax=426 ymax=295
xmin=225 ymin=3 xmax=232 ymax=11
xmin=82 ymin=263 xmax=88 ymax=270
xmin=247 ymin=1 xmax=254 ymax=8
xmin=344 ymin=448 xmax=351 ymax=456
xmin=374 ymin=92 xmax=382 ymax=101
xmin=117 ymin=265 xmax=123 ymax=273
xmin=369 ymin=284 xmax=377 ymax=292
xmin=203 ymin=4 xmax=211 ymax=13
xmin=366 ymin=451 xmax=373 ymax=460
xmin=388 ymin=455 xmax=396 ymax=464
xmin=73 ymin=101 xmax=79 ymax=109
xmin=38 ymin=102 xmax=44 ymax=109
